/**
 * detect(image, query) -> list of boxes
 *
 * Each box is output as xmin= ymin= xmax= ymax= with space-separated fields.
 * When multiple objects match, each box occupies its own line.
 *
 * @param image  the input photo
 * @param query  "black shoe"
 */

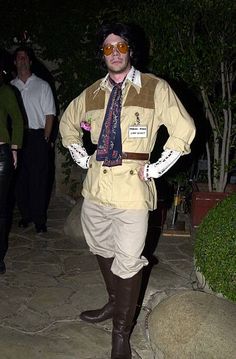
xmin=18 ymin=219 xmax=30 ymax=228
xmin=0 ymin=261 xmax=6 ymax=274
xmin=35 ymin=224 xmax=47 ymax=233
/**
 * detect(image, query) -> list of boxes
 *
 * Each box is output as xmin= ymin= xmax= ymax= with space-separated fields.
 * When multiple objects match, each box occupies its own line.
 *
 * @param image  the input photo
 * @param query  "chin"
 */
xmin=109 ymin=64 xmax=131 ymax=74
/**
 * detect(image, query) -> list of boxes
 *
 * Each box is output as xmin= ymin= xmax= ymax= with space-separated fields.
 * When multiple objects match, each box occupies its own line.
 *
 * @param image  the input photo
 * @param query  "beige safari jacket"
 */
xmin=60 ymin=67 xmax=196 ymax=211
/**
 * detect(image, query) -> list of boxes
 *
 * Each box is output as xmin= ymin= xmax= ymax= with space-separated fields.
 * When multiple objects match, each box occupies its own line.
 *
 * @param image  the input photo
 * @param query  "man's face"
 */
xmin=102 ymin=34 xmax=132 ymax=75
xmin=14 ymin=51 xmax=31 ymax=72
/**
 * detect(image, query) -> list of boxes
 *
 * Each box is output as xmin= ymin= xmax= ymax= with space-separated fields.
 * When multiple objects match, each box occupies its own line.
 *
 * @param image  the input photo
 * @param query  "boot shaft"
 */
xmin=113 ymin=271 xmax=142 ymax=328
xmin=111 ymin=271 xmax=142 ymax=359
xmin=96 ymin=255 xmax=115 ymax=299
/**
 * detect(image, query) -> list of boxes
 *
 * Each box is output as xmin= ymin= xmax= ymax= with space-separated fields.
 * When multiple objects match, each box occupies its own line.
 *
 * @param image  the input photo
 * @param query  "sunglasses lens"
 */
xmin=103 ymin=45 xmax=113 ymax=56
xmin=102 ymin=42 xmax=129 ymax=56
xmin=117 ymin=42 xmax=129 ymax=54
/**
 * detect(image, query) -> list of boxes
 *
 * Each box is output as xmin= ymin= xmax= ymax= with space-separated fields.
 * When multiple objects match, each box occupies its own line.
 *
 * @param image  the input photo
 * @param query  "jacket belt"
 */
xmin=122 ymin=152 xmax=149 ymax=160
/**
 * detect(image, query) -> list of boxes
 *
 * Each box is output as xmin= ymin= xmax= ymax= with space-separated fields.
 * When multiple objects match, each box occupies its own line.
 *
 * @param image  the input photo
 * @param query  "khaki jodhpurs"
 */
xmin=81 ymin=198 xmax=149 ymax=279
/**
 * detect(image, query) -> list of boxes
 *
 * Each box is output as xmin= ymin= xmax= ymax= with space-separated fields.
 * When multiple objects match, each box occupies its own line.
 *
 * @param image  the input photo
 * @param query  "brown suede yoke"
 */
xmin=85 ymin=74 xmax=158 ymax=112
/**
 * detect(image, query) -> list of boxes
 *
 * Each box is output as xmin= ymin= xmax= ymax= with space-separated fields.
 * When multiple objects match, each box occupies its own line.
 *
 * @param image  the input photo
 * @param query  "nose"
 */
xmin=112 ymin=46 xmax=120 ymax=55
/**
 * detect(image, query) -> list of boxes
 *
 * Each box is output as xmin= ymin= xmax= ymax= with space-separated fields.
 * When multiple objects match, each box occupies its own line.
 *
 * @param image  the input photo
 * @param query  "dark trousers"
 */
xmin=16 ymin=129 xmax=49 ymax=227
xmin=0 ymin=144 xmax=13 ymax=261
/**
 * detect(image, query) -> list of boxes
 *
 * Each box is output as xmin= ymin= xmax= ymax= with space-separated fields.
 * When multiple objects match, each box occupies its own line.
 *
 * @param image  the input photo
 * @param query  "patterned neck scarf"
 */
xmin=96 ymin=77 xmax=124 ymax=167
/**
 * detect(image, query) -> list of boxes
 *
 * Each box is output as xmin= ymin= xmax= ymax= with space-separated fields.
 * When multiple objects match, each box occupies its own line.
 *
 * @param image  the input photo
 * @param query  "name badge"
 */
xmin=129 ymin=126 xmax=148 ymax=138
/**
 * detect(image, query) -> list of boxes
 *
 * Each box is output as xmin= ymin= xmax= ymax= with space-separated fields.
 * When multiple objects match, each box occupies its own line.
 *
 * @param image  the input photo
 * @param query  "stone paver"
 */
xmin=0 ymin=196 xmax=195 ymax=359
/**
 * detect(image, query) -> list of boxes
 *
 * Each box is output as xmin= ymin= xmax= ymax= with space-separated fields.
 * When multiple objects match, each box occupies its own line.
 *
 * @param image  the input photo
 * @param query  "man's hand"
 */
xmin=12 ymin=150 xmax=17 ymax=169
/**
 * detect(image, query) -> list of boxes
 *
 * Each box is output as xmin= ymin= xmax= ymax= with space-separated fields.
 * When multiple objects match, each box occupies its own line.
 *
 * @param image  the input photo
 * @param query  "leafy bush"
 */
xmin=194 ymin=194 xmax=236 ymax=301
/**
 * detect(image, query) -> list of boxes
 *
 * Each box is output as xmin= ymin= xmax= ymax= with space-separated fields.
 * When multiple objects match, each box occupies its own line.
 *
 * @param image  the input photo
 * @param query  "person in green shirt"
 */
xmin=0 ymin=54 xmax=24 ymax=274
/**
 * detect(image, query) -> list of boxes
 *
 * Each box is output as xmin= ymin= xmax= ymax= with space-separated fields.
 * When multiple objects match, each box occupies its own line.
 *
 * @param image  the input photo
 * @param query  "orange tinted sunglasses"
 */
xmin=101 ymin=42 xmax=129 ymax=56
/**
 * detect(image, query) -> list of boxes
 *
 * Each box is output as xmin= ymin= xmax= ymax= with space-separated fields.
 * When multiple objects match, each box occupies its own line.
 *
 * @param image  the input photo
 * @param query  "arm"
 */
xmin=44 ymin=114 xmax=54 ymax=141
xmin=5 ymin=86 xmax=24 ymax=168
xmin=139 ymin=80 xmax=196 ymax=181
xmin=5 ymin=86 xmax=24 ymax=149
xmin=42 ymin=82 xmax=56 ymax=141
xmin=59 ymin=92 xmax=90 ymax=169
xmin=67 ymin=143 xmax=90 ymax=169
xmin=138 ymin=149 xmax=181 ymax=181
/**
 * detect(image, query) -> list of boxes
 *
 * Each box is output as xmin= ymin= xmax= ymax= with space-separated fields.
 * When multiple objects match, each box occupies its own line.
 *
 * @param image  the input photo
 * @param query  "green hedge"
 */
xmin=194 ymin=194 xmax=236 ymax=302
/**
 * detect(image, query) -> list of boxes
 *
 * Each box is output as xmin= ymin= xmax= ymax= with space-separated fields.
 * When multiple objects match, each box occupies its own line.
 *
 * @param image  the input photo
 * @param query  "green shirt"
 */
xmin=0 ymin=83 xmax=24 ymax=147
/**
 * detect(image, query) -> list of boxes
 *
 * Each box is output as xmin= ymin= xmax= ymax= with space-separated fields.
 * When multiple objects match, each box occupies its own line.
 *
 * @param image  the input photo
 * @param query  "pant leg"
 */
xmin=15 ymin=134 xmax=31 ymax=221
xmin=46 ymin=145 xmax=56 ymax=209
xmin=111 ymin=207 xmax=149 ymax=278
xmin=81 ymin=198 xmax=115 ymax=257
xmin=81 ymin=199 xmax=149 ymax=278
xmin=0 ymin=144 xmax=13 ymax=260
xmin=28 ymin=130 xmax=49 ymax=226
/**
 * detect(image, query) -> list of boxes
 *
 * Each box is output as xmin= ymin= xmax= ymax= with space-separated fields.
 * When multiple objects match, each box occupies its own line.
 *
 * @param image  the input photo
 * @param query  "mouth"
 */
xmin=111 ymin=60 xmax=122 ymax=65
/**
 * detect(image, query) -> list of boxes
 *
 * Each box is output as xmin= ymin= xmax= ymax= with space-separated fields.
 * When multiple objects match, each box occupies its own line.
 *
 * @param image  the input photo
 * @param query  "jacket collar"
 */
xmin=98 ymin=66 xmax=142 ymax=94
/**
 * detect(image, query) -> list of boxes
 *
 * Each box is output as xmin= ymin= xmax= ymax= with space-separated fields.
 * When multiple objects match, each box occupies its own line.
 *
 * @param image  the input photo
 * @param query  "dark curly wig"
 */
xmin=96 ymin=22 xmax=150 ymax=71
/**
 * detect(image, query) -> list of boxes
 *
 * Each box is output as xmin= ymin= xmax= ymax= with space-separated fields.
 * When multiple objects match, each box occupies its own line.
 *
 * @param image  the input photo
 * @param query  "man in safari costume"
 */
xmin=60 ymin=22 xmax=195 ymax=359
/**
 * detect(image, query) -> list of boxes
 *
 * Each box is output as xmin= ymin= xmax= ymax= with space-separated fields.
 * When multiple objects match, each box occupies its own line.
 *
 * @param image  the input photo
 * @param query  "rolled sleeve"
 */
xmin=156 ymin=80 xmax=196 ymax=154
xmin=59 ymin=92 xmax=85 ymax=148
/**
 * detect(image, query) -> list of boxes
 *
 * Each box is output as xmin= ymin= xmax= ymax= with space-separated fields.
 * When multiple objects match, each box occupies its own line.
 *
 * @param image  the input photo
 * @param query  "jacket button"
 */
xmin=103 ymin=169 xmax=107 ymax=174
xmin=89 ymin=163 xmax=92 ymax=168
xmin=130 ymin=170 xmax=134 ymax=175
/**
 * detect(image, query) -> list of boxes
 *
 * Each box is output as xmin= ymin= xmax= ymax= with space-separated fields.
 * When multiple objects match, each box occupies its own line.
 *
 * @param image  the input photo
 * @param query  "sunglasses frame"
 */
xmin=101 ymin=42 xmax=130 ymax=56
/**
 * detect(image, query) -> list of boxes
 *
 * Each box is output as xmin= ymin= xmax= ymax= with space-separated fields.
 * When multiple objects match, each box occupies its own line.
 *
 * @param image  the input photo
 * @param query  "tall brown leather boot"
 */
xmin=80 ymin=255 xmax=115 ymax=323
xmin=111 ymin=271 xmax=142 ymax=359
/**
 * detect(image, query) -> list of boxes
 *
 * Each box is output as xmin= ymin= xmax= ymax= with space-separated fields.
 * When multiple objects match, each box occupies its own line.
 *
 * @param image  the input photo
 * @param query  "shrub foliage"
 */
xmin=194 ymin=194 xmax=236 ymax=301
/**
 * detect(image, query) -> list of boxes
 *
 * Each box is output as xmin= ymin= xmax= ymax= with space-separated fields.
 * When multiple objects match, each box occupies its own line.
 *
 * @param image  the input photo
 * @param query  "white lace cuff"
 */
xmin=143 ymin=149 xmax=181 ymax=180
xmin=68 ymin=143 xmax=90 ymax=169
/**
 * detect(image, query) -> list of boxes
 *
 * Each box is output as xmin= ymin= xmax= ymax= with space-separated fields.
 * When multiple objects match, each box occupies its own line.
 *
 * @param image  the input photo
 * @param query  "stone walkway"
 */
xmin=0 ymin=196 xmax=195 ymax=359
